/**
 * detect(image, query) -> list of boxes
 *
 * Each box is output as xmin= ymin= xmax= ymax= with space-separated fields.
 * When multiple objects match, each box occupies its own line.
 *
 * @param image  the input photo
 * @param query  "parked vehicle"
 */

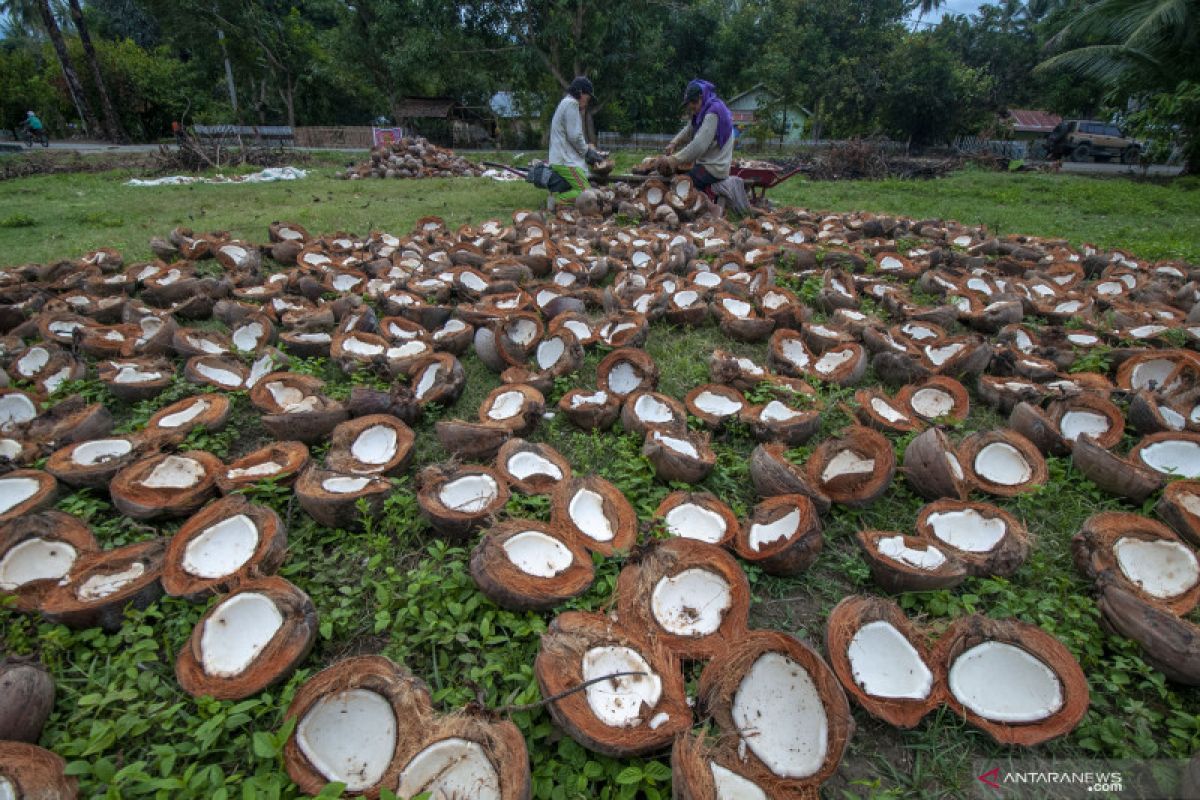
xmin=1045 ymin=120 xmax=1140 ymax=163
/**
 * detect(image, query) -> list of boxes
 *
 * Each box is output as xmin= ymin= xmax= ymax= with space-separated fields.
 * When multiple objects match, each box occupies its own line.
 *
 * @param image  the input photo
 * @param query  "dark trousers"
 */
xmin=689 ymin=164 xmax=719 ymax=190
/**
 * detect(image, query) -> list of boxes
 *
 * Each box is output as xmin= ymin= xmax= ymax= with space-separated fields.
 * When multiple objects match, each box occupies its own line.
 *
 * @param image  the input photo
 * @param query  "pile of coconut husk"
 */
xmin=339 ymin=136 xmax=485 ymax=180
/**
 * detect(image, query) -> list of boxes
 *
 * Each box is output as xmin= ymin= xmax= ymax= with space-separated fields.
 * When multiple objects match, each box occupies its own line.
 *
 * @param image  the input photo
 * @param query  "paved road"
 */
xmin=1047 ymin=160 xmax=1184 ymax=177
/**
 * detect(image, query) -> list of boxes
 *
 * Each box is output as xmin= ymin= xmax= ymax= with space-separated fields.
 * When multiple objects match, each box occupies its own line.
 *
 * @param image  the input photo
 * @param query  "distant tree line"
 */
xmin=0 ymin=0 xmax=1195 ymax=167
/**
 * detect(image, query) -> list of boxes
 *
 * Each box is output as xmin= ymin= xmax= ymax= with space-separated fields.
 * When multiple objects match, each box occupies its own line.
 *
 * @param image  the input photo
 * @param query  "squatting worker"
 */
xmin=665 ymin=79 xmax=735 ymax=190
xmin=548 ymin=76 xmax=606 ymax=205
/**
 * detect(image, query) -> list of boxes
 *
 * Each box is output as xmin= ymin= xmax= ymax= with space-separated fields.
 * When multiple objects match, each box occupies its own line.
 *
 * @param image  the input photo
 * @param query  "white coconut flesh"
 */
xmin=199 ymin=592 xmax=283 ymax=677
xmin=183 ymin=514 xmax=259 ymax=578
xmin=71 ymin=438 xmax=133 ymax=466
xmin=0 ymin=538 xmax=77 ymax=590
xmin=722 ymin=298 xmax=752 ymax=318
xmin=1056 ymin=410 xmax=1110 ymax=442
xmin=1113 ymin=537 xmax=1199 ymax=599
xmin=16 ymin=348 xmax=50 ymax=376
xmin=821 ymin=450 xmax=875 ymax=483
xmin=142 ymin=456 xmax=205 ymax=489
xmin=297 ymin=689 xmax=397 ymax=791
xmin=227 ymin=460 xmax=282 ymax=480
xmin=439 ymin=474 xmax=498 ymax=514
xmin=563 ymin=320 xmax=592 ymax=341
xmin=386 ymin=341 xmax=428 ymax=361
xmin=674 ymin=290 xmax=699 ymax=308
xmin=654 ymin=432 xmax=699 ymax=458
xmin=42 ymin=367 xmax=72 ymax=394
xmin=415 ymin=363 xmax=442 ymax=400
xmin=709 ymin=764 xmax=767 ymax=800
xmin=634 ymin=395 xmax=675 ymax=424
xmin=847 ymin=620 xmax=934 ymax=700
xmin=501 ymin=530 xmax=573 ymax=577
xmin=902 ymin=324 xmax=936 ymax=341
xmin=569 ymin=390 xmax=608 ymax=408
xmin=76 ymin=561 xmax=146 ymax=600
xmin=0 ymin=440 xmax=20 ymax=460
xmin=351 ymin=426 xmax=398 ymax=466
xmin=0 ymin=476 xmax=41 ymax=514
xmin=536 ymin=337 xmax=566 ymax=370
xmin=323 ymin=476 xmax=373 ymax=494
xmin=926 ymin=509 xmax=1007 ymax=552
xmin=732 ymin=652 xmax=829 ymax=779
xmin=870 ymin=398 xmax=908 ymax=424
xmin=925 ymin=343 xmax=965 ymax=366
xmin=158 ymin=400 xmax=210 ymax=428
xmin=945 ymin=451 xmax=965 ymax=481
xmin=1130 ymin=325 xmax=1167 ymax=339
xmin=0 ymin=393 xmax=36 ymax=430
xmin=1177 ymin=491 xmax=1200 ymax=520
xmin=749 ymin=510 xmax=800 ymax=552
xmin=581 ymin=646 xmax=663 ymax=727
xmin=910 ymin=388 xmax=954 ymax=419
xmin=232 ymin=323 xmax=263 ymax=351
xmin=293 ymin=332 xmax=331 ymax=344
xmin=650 ymin=568 xmax=732 ymax=636
xmin=114 ymin=366 xmax=162 ymax=384
xmin=695 ymin=392 xmax=742 ymax=416
xmin=780 ymin=339 xmax=811 ymax=368
xmin=1130 ymin=359 xmax=1175 ymax=390
xmin=569 ymin=489 xmax=614 ymax=542
xmin=877 ymin=535 xmax=947 ymax=570
xmin=973 ymin=443 xmax=1033 ymax=485
xmin=506 ymin=451 xmax=563 ymax=481
xmin=948 ymin=641 xmax=1063 ymax=723
xmin=507 ymin=319 xmax=538 ymax=347
xmin=760 ymin=401 xmax=802 ymax=423
xmin=0 ymin=776 xmax=15 ymax=800
xmin=1162 ymin=406 xmax=1187 ymax=430
xmin=664 ymin=504 xmax=726 ymax=543
xmin=695 ymin=272 xmax=721 ymax=287
xmin=188 ymin=336 xmax=226 ymax=356
xmin=197 ymin=363 xmax=243 ymax=387
xmin=607 ymin=362 xmax=641 ymax=395
xmin=343 ymin=337 xmax=384 ymax=357
xmin=49 ymin=320 xmax=82 ymax=337
xmin=395 ymin=738 xmax=501 ymax=800
xmin=1138 ymin=440 xmax=1200 ymax=478
xmin=815 ymin=349 xmax=855 ymax=374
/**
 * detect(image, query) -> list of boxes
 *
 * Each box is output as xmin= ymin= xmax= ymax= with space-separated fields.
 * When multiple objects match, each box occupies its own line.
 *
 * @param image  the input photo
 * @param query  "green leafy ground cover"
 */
xmin=1 ymin=165 xmax=1199 ymax=799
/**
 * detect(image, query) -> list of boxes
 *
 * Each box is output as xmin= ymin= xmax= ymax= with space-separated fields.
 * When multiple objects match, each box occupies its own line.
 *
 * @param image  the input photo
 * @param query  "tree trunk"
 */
xmin=67 ymin=0 xmax=127 ymax=142
xmin=37 ymin=0 xmax=100 ymax=138
xmin=281 ymin=74 xmax=296 ymax=129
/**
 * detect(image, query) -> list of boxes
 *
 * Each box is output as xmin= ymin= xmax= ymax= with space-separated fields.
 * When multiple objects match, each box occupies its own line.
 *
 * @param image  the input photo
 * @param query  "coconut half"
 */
xmin=392 ymin=715 xmax=529 ymax=800
xmin=417 ymin=465 xmax=510 ymax=540
xmin=469 ymin=519 xmax=594 ymax=611
xmin=1074 ymin=511 xmax=1200 ymax=615
xmin=144 ymin=394 xmax=232 ymax=445
xmin=806 ymin=426 xmax=896 ymax=507
xmin=671 ymin=734 xmax=773 ymax=800
xmin=175 ymin=576 xmax=316 ymax=700
xmin=217 ymin=441 xmax=310 ymax=494
xmin=685 ymin=383 xmax=746 ymax=429
xmin=643 ymin=429 xmax=717 ymax=484
xmin=748 ymin=443 xmax=832 ymax=514
xmin=959 ymin=430 xmax=1047 ymax=497
xmin=735 ymin=494 xmax=823 ymax=576
xmin=110 ymin=451 xmax=222 ymax=520
xmin=0 ymin=742 xmax=77 ymax=800
xmin=494 ymin=439 xmax=572 ymax=495
xmin=655 ymin=491 xmax=738 ymax=547
xmin=1156 ymin=479 xmax=1200 ymax=548
xmin=826 ymin=595 xmax=939 ymax=728
xmin=534 ymin=611 xmax=690 ymax=757
xmin=597 ymin=348 xmax=660 ymax=399
xmin=1131 ymin=432 xmax=1200 ymax=480
xmin=479 ymin=384 xmax=545 ymax=436
xmin=615 ymin=538 xmax=750 ymax=660
xmin=296 ymin=467 xmax=392 ymax=530
xmin=896 ymin=376 xmax=970 ymax=423
xmin=1096 ymin=576 xmax=1200 ymax=686
xmin=0 ymin=470 xmax=58 ymax=524
xmin=558 ymin=388 xmax=622 ymax=431
xmin=45 ymin=435 xmax=145 ymax=489
xmin=1072 ymin=434 xmax=1166 ymax=503
xmin=0 ymin=511 xmax=98 ymax=611
xmin=855 ymin=529 xmax=968 ymax=592
xmin=916 ymin=499 xmax=1029 ymax=577
xmin=325 ymin=414 xmax=415 ymax=476
xmin=40 ymin=537 xmax=167 ymax=631
xmin=162 ymin=495 xmax=287 ymax=599
xmin=249 ymin=372 xmax=348 ymax=444
xmin=551 ymin=475 xmax=637 ymax=556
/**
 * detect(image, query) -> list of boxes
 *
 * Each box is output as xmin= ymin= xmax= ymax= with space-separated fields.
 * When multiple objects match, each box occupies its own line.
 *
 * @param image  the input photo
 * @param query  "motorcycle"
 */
xmin=21 ymin=127 xmax=49 ymax=148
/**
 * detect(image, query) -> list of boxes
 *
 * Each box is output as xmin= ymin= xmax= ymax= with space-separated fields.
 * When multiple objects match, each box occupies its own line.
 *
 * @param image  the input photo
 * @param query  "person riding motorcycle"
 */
xmin=20 ymin=111 xmax=47 ymax=146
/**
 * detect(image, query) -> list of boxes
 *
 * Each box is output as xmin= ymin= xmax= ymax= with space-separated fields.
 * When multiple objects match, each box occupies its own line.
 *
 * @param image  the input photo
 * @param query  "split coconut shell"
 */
xmin=805 ymin=426 xmax=896 ymax=507
xmin=295 ymin=467 xmax=391 ymax=530
xmin=735 ymin=494 xmax=823 ymax=577
xmin=416 ymin=464 xmax=510 ymax=540
xmin=162 ymin=495 xmax=287 ymax=600
xmin=959 ymin=430 xmax=1047 ymax=497
xmin=469 ymin=519 xmax=594 ymax=611
xmin=0 ymin=511 xmax=98 ymax=612
xmin=109 ymin=451 xmax=223 ymax=520
xmin=494 ymin=439 xmax=571 ymax=495
xmin=1074 ymin=512 xmax=1200 ymax=615
xmin=40 ymin=537 xmax=167 ymax=631
xmin=216 ymin=441 xmax=310 ymax=494
xmin=0 ymin=742 xmax=78 ymax=799
xmin=551 ymin=475 xmax=637 ymax=556
xmin=855 ymin=529 xmax=968 ymax=593
xmin=0 ymin=660 xmax=54 ymax=743
xmin=654 ymin=491 xmax=738 ymax=547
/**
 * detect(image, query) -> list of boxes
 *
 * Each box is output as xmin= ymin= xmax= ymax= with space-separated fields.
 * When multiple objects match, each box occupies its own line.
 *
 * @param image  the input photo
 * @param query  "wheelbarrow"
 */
xmin=727 ymin=163 xmax=807 ymax=201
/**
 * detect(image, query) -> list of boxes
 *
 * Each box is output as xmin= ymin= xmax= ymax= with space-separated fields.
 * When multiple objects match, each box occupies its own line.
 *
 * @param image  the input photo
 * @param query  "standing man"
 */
xmin=665 ymin=79 xmax=735 ymax=190
xmin=547 ymin=76 xmax=606 ymax=207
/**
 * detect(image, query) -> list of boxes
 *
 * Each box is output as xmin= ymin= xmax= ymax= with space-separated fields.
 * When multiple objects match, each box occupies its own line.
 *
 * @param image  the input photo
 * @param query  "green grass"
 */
xmin=3 ymin=166 xmax=1200 ymax=799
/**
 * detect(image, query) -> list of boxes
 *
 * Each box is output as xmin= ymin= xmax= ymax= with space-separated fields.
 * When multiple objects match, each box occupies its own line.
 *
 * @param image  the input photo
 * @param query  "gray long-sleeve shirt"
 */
xmin=669 ymin=112 xmax=735 ymax=179
xmin=549 ymin=95 xmax=589 ymax=170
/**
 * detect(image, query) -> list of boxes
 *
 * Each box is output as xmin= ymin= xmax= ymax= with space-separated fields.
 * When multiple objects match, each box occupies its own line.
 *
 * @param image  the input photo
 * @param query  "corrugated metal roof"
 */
xmin=1006 ymin=109 xmax=1062 ymax=133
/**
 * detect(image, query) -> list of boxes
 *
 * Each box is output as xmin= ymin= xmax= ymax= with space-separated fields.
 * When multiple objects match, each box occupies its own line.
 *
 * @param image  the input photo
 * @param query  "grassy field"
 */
xmin=1 ymin=162 xmax=1199 ymax=799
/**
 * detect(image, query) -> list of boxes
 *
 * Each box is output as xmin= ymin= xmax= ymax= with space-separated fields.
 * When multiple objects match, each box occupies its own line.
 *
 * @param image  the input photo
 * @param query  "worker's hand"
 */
xmin=585 ymin=147 xmax=603 ymax=165
xmin=665 ymin=143 xmax=675 ymax=156
xmin=665 ymin=155 xmax=679 ymax=170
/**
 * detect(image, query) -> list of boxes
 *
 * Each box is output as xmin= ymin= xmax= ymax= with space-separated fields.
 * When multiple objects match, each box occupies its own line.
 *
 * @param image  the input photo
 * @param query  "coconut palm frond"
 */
xmin=1035 ymin=43 xmax=1163 ymax=83
xmin=1123 ymin=0 xmax=1193 ymax=51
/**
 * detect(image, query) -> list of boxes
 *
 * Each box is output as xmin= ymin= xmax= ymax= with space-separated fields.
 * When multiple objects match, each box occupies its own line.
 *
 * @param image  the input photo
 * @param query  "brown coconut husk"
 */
xmin=1008 ymin=401 xmax=1064 ymax=456
xmin=916 ymin=499 xmax=1030 ymax=577
xmin=766 ymin=329 xmax=815 ymax=379
xmin=435 ymin=419 xmax=513 ymax=461
xmin=161 ymin=495 xmax=287 ymax=599
xmin=696 ymin=629 xmax=852 ymax=793
xmin=614 ymin=538 xmax=750 ymax=660
xmin=109 ymin=451 xmax=222 ymax=520
xmin=684 ymin=384 xmax=746 ymax=429
xmin=1127 ymin=391 xmax=1186 ymax=436
xmin=654 ymin=491 xmax=738 ymax=547
xmin=478 ymin=383 xmax=545 ymax=436
xmin=1157 ymin=479 xmax=1200 ymax=547
xmin=806 ymin=426 xmax=895 ymax=507
xmin=901 ymin=427 xmax=972 ymax=501
xmin=825 ymin=595 xmax=941 ymax=728
xmin=1074 ymin=512 xmax=1199 ymax=615
xmin=670 ymin=733 xmax=777 ymax=800
xmin=392 ymin=711 xmax=530 ymax=800
xmin=931 ymin=615 xmax=1090 ymax=746
xmin=469 ymin=519 xmax=594 ymax=611
xmin=748 ymin=444 xmax=831 ymax=514
xmin=0 ymin=660 xmax=54 ymax=743
xmin=346 ymin=385 xmax=421 ymax=425
xmin=16 ymin=395 xmax=114 ymax=451
xmin=1071 ymin=435 xmax=1165 ymax=502
xmin=40 ymin=537 xmax=167 ymax=630
xmin=409 ymin=353 xmax=467 ymax=408
xmin=854 ymin=389 xmax=923 ymax=434
xmin=45 ymin=434 xmax=152 ymax=489
xmin=855 ymin=529 xmax=968 ymax=592
xmin=175 ymin=576 xmax=316 ymax=700
xmin=325 ymin=414 xmax=415 ymax=477
xmin=958 ymin=430 xmax=1047 ymax=497
xmin=557 ymin=388 xmax=621 ymax=431
xmin=871 ymin=350 xmax=933 ymax=388
xmin=735 ymin=494 xmax=823 ymax=576
xmin=144 ymin=394 xmax=232 ymax=445
xmin=977 ymin=375 xmax=1045 ymax=414
xmin=1048 ymin=394 xmax=1126 ymax=451
xmin=1096 ymin=575 xmax=1200 ymax=685
xmin=495 ymin=439 xmax=572 ymax=495
xmin=0 ymin=511 xmax=98 ymax=612
xmin=551 ymin=475 xmax=637 ymax=556
xmin=621 ymin=391 xmax=688 ymax=438
xmin=416 ymin=464 xmax=510 ymax=540
xmin=597 ymin=348 xmax=659 ymax=399
xmin=295 ymin=467 xmax=391 ymax=529
xmin=217 ymin=441 xmax=310 ymax=494
xmin=1129 ymin=431 xmax=1200 ymax=480
xmin=708 ymin=349 xmax=768 ymax=391
xmin=896 ymin=375 xmax=970 ymax=423
xmin=534 ymin=610 xmax=691 ymax=757
xmin=0 ymin=742 xmax=78 ymax=799
xmin=0 ymin=470 xmax=58 ymax=524
xmin=97 ymin=357 xmax=174 ymax=402
xmin=283 ymin=655 xmax=433 ymax=797
xmin=642 ymin=429 xmax=717 ymax=484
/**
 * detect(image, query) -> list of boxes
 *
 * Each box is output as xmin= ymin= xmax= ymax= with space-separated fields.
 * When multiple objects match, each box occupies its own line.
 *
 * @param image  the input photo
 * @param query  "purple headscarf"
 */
xmin=687 ymin=79 xmax=734 ymax=148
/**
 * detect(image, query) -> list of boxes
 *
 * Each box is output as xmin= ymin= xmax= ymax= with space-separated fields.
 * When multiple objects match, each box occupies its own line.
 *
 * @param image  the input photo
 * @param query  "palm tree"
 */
xmin=909 ymin=0 xmax=945 ymax=30
xmin=67 ymin=0 xmax=128 ymax=142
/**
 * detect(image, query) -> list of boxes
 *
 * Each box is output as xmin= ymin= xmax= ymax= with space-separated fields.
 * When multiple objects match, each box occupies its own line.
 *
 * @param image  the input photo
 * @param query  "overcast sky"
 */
xmin=911 ymin=0 xmax=990 ymax=27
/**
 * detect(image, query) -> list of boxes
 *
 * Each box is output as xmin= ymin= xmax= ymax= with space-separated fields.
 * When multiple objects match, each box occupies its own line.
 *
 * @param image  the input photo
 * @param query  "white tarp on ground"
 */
xmin=125 ymin=166 xmax=308 ymax=187
xmin=482 ymin=168 xmax=522 ymax=182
